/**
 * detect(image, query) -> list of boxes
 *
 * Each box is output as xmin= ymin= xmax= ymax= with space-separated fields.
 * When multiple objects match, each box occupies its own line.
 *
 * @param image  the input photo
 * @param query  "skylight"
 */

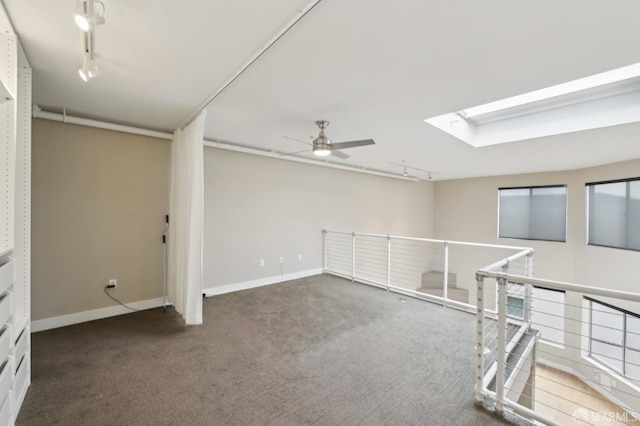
xmin=426 ymin=62 xmax=640 ymax=147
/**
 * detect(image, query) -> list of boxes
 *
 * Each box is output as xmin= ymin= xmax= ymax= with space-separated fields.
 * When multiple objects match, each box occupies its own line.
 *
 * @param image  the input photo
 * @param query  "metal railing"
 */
xmin=324 ymin=230 xmax=640 ymax=424
xmin=323 ymin=229 xmax=532 ymax=312
xmin=476 ymin=266 xmax=640 ymax=425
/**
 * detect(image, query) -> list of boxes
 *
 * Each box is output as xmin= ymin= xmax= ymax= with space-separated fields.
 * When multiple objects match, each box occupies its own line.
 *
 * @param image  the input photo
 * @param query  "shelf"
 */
xmin=0 ymin=79 xmax=13 ymax=104
xmin=0 ymin=248 xmax=11 ymax=260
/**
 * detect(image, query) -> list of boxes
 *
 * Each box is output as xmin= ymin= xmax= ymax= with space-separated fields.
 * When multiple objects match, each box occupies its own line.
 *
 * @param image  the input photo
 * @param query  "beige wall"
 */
xmin=32 ymin=119 xmax=170 ymax=320
xmin=31 ymin=116 xmax=640 ymax=319
xmin=203 ymin=147 xmax=434 ymax=288
xmin=434 ymin=157 xmax=640 ymax=292
xmin=32 ymin=121 xmax=434 ymax=319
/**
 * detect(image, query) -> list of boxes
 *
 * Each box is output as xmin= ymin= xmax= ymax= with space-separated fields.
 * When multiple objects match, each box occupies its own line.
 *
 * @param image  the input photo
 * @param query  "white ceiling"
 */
xmin=4 ymin=0 xmax=640 ymax=180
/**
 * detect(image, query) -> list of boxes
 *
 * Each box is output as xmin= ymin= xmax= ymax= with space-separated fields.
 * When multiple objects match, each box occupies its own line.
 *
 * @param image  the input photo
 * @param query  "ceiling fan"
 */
xmin=283 ymin=120 xmax=375 ymax=159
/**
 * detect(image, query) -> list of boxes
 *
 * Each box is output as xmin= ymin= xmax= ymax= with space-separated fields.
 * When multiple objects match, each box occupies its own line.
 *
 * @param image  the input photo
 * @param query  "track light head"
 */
xmin=74 ymin=0 xmax=106 ymax=32
xmin=74 ymin=15 xmax=90 ymax=32
xmin=87 ymin=65 xmax=101 ymax=78
xmin=78 ymin=53 xmax=100 ymax=82
xmin=78 ymin=68 xmax=89 ymax=82
xmin=78 ymin=53 xmax=90 ymax=82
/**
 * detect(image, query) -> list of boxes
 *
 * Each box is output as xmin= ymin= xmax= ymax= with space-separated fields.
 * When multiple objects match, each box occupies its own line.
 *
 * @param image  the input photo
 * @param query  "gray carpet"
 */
xmin=17 ymin=274 xmax=512 ymax=425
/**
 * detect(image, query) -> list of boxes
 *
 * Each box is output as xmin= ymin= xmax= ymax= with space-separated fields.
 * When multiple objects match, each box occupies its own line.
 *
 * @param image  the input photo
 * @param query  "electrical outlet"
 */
xmin=594 ymin=369 xmax=600 ymax=384
xmin=260 ymin=259 xmax=264 ymax=267
xmin=280 ymin=256 xmax=284 ymax=264
xmin=107 ymin=279 xmax=117 ymax=289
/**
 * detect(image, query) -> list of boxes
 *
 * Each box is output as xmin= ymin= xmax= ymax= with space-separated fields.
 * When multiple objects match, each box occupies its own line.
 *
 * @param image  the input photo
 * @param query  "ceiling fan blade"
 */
xmin=330 ymin=139 xmax=375 ymax=150
xmin=278 ymin=149 xmax=311 ymax=158
xmin=282 ymin=136 xmax=313 ymax=146
xmin=330 ymin=150 xmax=350 ymax=160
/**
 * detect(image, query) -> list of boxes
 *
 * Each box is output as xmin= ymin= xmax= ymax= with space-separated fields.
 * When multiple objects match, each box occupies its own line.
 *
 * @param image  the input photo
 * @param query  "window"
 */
xmin=587 ymin=178 xmax=640 ymax=251
xmin=531 ymin=287 xmax=565 ymax=345
xmin=498 ymin=185 xmax=567 ymax=242
xmin=507 ymin=296 xmax=524 ymax=320
xmin=507 ymin=282 xmax=565 ymax=345
xmin=589 ymin=298 xmax=640 ymax=385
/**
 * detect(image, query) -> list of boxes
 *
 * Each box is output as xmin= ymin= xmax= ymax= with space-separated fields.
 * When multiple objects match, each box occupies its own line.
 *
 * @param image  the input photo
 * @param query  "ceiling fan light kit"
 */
xmin=308 ymin=120 xmax=375 ymax=158
xmin=313 ymin=146 xmax=331 ymax=156
xmin=312 ymin=120 xmax=332 ymax=156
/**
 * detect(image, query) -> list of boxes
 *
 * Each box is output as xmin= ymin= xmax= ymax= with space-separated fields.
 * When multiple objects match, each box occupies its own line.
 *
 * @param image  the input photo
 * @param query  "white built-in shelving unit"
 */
xmin=0 ymin=26 xmax=32 ymax=425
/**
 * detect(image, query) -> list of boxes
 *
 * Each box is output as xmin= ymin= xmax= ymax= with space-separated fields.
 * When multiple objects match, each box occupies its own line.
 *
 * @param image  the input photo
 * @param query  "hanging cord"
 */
xmin=162 ymin=214 xmax=169 ymax=312
xmin=104 ymin=287 xmax=139 ymax=312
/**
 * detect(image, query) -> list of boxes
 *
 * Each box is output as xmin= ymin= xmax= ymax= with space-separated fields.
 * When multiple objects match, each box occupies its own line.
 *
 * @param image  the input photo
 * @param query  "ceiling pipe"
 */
xmin=32 ymin=106 xmax=417 ymax=182
xmin=202 ymin=140 xmax=416 ymax=181
xmin=180 ymin=0 xmax=325 ymax=130
xmin=32 ymin=106 xmax=173 ymax=140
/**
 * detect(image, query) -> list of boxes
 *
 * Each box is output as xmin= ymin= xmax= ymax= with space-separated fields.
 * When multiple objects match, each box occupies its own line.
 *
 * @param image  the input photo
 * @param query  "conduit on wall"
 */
xmin=32 ymin=106 xmax=417 ymax=182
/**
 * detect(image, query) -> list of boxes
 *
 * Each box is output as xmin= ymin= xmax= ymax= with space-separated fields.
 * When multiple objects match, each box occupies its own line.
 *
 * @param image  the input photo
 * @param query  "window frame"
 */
xmin=498 ymin=184 xmax=568 ymax=242
xmin=586 ymin=177 xmax=640 ymax=252
xmin=587 ymin=297 xmax=640 ymax=385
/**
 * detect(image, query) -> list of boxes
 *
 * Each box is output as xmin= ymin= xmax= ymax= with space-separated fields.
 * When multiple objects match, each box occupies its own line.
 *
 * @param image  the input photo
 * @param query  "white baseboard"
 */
xmin=31 ymin=297 xmax=166 ymax=332
xmin=203 ymin=268 xmax=323 ymax=297
xmin=32 ymin=268 xmax=324 ymax=332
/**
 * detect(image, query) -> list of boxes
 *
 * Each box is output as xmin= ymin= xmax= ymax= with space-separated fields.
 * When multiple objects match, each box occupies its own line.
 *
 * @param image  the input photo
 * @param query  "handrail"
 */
xmin=477 ymin=248 xmax=535 ymax=274
xmin=483 ymin=271 xmax=640 ymax=303
xmin=323 ymin=229 xmax=533 ymax=251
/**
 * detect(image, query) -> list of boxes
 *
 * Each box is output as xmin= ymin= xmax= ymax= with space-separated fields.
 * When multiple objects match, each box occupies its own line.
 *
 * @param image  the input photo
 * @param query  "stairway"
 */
xmin=416 ymin=271 xmax=468 ymax=304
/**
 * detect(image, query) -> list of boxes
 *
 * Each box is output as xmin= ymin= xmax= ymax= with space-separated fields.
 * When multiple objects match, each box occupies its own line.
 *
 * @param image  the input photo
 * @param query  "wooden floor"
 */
xmin=534 ymin=364 xmax=637 ymax=425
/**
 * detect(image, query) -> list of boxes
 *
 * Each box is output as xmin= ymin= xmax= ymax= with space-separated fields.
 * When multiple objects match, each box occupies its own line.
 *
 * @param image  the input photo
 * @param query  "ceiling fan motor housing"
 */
xmin=313 ymin=132 xmax=331 ymax=149
xmin=313 ymin=126 xmax=332 ymax=156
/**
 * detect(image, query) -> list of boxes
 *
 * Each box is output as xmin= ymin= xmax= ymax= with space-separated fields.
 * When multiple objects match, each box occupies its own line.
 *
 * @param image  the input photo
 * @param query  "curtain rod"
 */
xmin=179 ymin=0 xmax=324 ymax=130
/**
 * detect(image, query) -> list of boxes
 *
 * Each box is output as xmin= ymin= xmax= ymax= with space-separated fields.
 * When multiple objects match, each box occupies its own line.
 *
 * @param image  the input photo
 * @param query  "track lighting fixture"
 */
xmin=74 ymin=0 xmax=105 ymax=32
xmin=75 ymin=0 xmax=105 ymax=81
xmin=390 ymin=161 xmax=435 ymax=180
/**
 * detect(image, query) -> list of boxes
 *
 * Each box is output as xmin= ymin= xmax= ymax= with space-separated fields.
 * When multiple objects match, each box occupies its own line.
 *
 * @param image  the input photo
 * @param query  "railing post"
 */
xmin=351 ymin=232 xmax=356 ymax=282
xmin=386 ymin=235 xmax=391 ymax=292
xmin=496 ymin=274 xmax=507 ymax=415
xmin=524 ymin=251 xmax=533 ymax=326
xmin=475 ymin=272 xmax=486 ymax=405
xmin=443 ymin=241 xmax=449 ymax=306
xmin=525 ymin=250 xmax=534 ymax=278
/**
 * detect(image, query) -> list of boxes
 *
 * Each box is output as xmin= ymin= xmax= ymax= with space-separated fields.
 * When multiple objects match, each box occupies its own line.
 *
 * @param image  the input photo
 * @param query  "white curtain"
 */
xmin=168 ymin=110 xmax=207 ymax=325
